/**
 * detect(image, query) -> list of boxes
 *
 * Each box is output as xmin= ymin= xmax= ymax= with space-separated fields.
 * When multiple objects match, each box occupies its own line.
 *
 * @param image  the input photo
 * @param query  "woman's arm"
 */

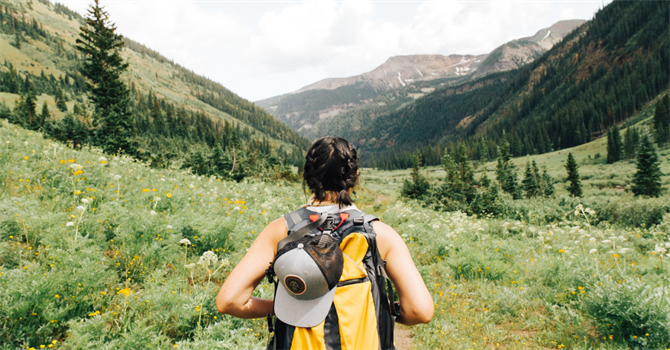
xmin=374 ymin=221 xmax=434 ymax=326
xmin=216 ymin=218 xmax=286 ymax=318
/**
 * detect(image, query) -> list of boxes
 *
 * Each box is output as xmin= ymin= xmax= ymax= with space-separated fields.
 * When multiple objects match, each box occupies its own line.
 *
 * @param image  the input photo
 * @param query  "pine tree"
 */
xmin=565 ymin=153 xmax=583 ymax=197
xmin=55 ymin=88 xmax=68 ymax=112
xmin=653 ymin=94 xmax=669 ymax=145
xmin=495 ymin=137 xmax=521 ymax=199
xmin=76 ymin=0 xmax=135 ymax=155
xmin=623 ymin=126 xmax=640 ymax=159
xmin=402 ymin=153 xmax=430 ymax=199
xmin=14 ymin=90 xmax=37 ymax=129
xmin=541 ymin=167 xmax=555 ymax=197
xmin=38 ymin=101 xmax=49 ymax=128
xmin=632 ymin=128 xmax=664 ymax=197
xmin=12 ymin=31 xmax=21 ymax=49
xmin=607 ymin=125 xmax=622 ymax=163
xmin=522 ymin=160 xmax=539 ymax=198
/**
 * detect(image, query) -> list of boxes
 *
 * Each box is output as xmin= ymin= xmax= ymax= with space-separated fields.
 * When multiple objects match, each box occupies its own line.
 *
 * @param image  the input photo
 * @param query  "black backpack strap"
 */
xmin=278 ymin=211 xmax=326 ymax=251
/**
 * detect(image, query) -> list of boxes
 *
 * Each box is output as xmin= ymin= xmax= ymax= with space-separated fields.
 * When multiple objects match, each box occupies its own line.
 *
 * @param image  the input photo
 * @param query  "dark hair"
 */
xmin=303 ymin=136 xmax=359 ymax=208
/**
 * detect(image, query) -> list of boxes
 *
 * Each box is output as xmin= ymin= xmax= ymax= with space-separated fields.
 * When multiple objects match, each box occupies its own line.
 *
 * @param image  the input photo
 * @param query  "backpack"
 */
xmin=265 ymin=208 xmax=400 ymax=350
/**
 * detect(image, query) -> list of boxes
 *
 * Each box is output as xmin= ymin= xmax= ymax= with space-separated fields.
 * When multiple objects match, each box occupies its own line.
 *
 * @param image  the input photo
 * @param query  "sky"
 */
xmin=60 ymin=0 xmax=612 ymax=102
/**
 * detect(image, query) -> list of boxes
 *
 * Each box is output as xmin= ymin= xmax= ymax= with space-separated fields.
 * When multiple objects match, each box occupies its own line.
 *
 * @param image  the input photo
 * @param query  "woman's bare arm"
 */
xmin=216 ymin=218 xmax=286 ymax=318
xmin=374 ymin=221 xmax=434 ymax=326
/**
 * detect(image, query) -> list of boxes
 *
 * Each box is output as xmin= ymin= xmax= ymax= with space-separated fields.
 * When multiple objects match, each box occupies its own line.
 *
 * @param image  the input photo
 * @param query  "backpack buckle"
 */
xmin=353 ymin=217 xmax=364 ymax=225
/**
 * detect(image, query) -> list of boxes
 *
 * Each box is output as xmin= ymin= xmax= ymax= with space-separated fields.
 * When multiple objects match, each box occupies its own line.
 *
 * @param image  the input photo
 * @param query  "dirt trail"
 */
xmin=394 ymin=324 xmax=412 ymax=350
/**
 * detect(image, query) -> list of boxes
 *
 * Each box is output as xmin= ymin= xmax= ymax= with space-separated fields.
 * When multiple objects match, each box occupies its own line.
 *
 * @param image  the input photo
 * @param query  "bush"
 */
xmin=581 ymin=279 xmax=670 ymax=349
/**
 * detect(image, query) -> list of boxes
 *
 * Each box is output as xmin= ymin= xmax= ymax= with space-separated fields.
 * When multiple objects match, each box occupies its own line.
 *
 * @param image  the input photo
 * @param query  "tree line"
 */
xmin=0 ymin=0 xmax=305 ymax=182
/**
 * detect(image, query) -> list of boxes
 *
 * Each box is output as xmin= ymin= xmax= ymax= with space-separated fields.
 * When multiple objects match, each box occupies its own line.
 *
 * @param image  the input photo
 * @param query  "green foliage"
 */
xmin=565 ymin=153 xmax=583 ymax=197
xmin=354 ymin=0 xmax=669 ymax=168
xmin=76 ymin=0 xmax=135 ymax=155
xmin=582 ymin=279 xmax=670 ymax=348
xmin=496 ymin=138 xmax=521 ymax=199
xmin=654 ymin=94 xmax=669 ymax=145
xmin=632 ymin=128 xmax=664 ymax=197
xmin=522 ymin=161 xmax=539 ymax=198
xmin=607 ymin=125 xmax=623 ymax=164
xmin=401 ymin=153 xmax=430 ymax=199
xmin=623 ymin=125 xmax=640 ymax=160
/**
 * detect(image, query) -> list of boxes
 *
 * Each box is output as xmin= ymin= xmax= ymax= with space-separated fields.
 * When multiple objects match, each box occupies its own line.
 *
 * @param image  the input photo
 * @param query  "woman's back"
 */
xmin=216 ymin=137 xmax=433 ymax=349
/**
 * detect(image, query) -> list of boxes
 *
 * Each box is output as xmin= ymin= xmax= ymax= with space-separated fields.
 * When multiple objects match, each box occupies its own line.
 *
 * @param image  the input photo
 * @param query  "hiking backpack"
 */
xmin=266 ymin=208 xmax=400 ymax=350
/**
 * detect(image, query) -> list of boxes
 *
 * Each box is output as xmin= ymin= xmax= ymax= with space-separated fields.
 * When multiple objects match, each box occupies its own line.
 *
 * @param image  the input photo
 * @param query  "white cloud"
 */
xmin=61 ymin=0 xmax=611 ymax=101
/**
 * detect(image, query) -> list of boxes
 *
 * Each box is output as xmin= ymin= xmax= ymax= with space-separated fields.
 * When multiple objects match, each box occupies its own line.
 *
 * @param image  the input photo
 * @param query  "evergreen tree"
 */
xmin=495 ymin=137 xmax=521 ymax=199
xmin=540 ymin=167 xmax=555 ymax=197
xmin=607 ymin=125 xmax=622 ymax=163
xmin=623 ymin=126 xmax=640 ymax=160
xmin=565 ymin=153 xmax=583 ymax=197
xmin=479 ymin=137 xmax=489 ymax=165
xmin=401 ymin=153 xmax=430 ymax=199
xmin=12 ymin=32 xmax=21 ymax=49
xmin=76 ymin=0 xmax=135 ymax=155
xmin=653 ymin=94 xmax=669 ymax=145
xmin=38 ymin=101 xmax=49 ymax=128
xmin=55 ymin=88 xmax=68 ymax=112
xmin=522 ymin=160 xmax=539 ymax=198
xmin=14 ymin=90 xmax=37 ymax=129
xmin=632 ymin=128 xmax=664 ymax=197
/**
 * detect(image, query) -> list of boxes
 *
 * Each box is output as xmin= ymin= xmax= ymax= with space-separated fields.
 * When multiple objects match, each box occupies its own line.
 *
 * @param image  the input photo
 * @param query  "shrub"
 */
xmin=581 ymin=279 xmax=670 ymax=348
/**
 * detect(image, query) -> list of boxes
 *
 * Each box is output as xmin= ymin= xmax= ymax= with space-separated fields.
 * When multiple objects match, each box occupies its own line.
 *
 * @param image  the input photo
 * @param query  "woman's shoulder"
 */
xmin=371 ymin=220 xmax=402 ymax=259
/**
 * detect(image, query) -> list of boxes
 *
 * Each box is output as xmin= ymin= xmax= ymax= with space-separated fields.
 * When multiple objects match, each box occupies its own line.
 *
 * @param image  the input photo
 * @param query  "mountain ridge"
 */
xmin=257 ymin=19 xmax=585 ymax=134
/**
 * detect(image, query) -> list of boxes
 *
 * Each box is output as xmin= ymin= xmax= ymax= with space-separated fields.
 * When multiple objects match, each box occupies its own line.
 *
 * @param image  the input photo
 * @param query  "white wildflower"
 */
xmin=113 ymin=174 xmax=122 ymax=180
xmin=198 ymin=251 xmax=218 ymax=267
xmin=179 ymin=238 xmax=192 ymax=246
xmin=589 ymin=249 xmax=597 ymax=254
xmin=167 ymin=225 xmax=173 ymax=229
xmin=234 ymin=206 xmax=240 ymax=211
xmin=619 ymin=248 xmax=630 ymax=254
xmin=76 ymin=206 xmax=85 ymax=213
xmin=154 ymin=196 xmax=161 ymax=201
xmin=66 ymin=222 xmax=74 ymax=227
xmin=602 ymin=240 xmax=611 ymax=244
xmin=70 ymin=163 xmax=83 ymax=170
xmin=81 ymin=198 xmax=89 ymax=204
xmin=150 ymin=210 xmax=157 ymax=216
xmin=220 ymin=259 xmax=230 ymax=268
xmin=184 ymin=263 xmax=196 ymax=270
xmin=98 ymin=156 xmax=108 ymax=162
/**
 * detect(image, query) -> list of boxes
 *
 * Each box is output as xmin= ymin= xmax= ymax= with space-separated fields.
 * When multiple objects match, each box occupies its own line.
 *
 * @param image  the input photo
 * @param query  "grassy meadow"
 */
xmin=1 ymin=117 xmax=670 ymax=350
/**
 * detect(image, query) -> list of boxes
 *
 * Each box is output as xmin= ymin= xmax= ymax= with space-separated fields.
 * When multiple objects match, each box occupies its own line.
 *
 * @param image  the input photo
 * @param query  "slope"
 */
xmin=0 ymin=0 xmax=309 ymax=161
xmin=353 ymin=0 xmax=669 ymax=166
xmin=258 ymin=20 xmax=584 ymax=135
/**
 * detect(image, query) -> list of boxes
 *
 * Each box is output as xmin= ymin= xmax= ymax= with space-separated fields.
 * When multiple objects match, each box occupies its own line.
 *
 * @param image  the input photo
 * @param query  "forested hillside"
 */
xmin=353 ymin=0 xmax=669 ymax=168
xmin=0 ymin=0 xmax=309 ymax=180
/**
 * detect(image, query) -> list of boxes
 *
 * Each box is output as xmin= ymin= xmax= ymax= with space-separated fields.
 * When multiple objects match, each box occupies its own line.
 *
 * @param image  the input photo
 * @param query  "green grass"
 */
xmin=1 ymin=120 xmax=669 ymax=349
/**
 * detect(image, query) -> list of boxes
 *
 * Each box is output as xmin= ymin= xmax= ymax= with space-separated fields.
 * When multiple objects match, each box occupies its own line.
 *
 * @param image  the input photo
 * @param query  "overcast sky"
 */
xmin=60 ymin=0 xmax=612 ymax=102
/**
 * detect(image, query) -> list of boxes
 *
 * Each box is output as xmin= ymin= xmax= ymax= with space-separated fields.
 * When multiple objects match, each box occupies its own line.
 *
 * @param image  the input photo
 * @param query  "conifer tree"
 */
xmin=632 ymin=128 xmax=664 ymax=197
xmin=565 ymin=153 xmax=582 ymax=197
xmin=76 ymin=0 xmax=135 ymax=155
xmin=14 ymin=89 xmax=36 ymax=129
xmin=623 ymin=126 xmax=640 ymax=159
xmin=654 ymin=94 xmax=669 ymax=145
xmin=522 ymin=160 xmax=539 ymax=198
xmin=38 ymin=101 xmax=49 ymax=128
xmin=402 ymin=153 xmax=430 ymax=199
xmin=607 ymin=125 xmax=622 ymax=163
xmin=495 ymin=136 xmax=521 ymax=199
xmin=55 ymin=88 xmax=68 ymax=112
xmin=540 ymin=167 xmax=555 ymax=197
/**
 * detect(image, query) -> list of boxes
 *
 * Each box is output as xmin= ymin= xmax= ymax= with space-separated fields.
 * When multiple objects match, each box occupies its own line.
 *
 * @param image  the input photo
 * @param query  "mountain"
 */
xmin=351 ymin=0 xmax=669 ymax=169
xmin=0 ymin=0 xmax=309 ymax=173
xmin=257 ymin=20 xmax=584 ymax=134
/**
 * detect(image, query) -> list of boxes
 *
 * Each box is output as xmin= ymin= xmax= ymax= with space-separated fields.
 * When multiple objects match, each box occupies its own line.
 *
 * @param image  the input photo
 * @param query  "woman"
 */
xmin=217 ymin=136 xmax=433 ymax=349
